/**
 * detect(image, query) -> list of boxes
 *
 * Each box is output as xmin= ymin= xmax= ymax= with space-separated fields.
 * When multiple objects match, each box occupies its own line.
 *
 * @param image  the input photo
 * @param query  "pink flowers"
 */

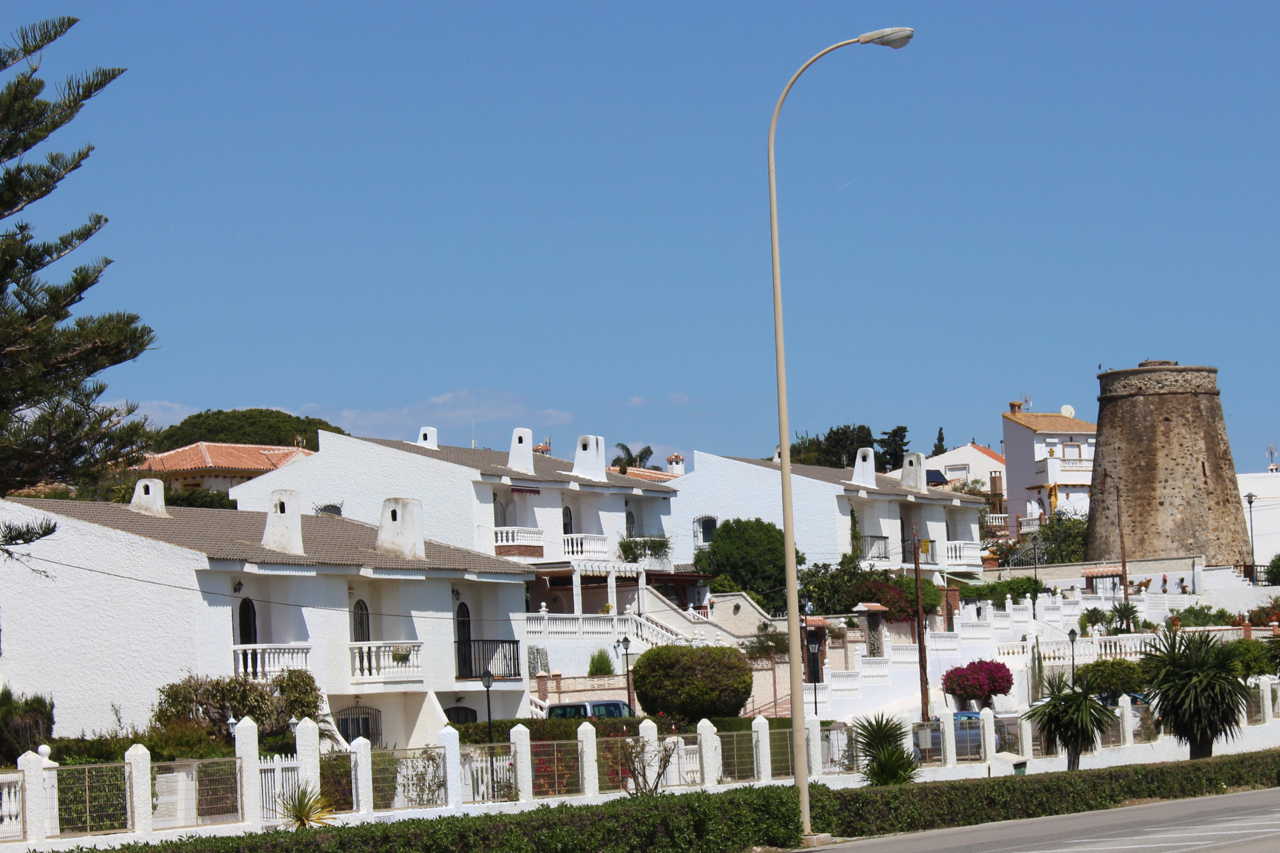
xmin=942 ymin=660 xmax=1014 ymax=707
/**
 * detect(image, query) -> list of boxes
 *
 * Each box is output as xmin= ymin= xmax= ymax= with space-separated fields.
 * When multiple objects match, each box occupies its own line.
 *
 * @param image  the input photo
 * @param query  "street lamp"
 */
xmin=1067 ymin=628 xmax=1078 ymax=683
xmin=1054 ymin=509 xmax=1066 ymax=564
xmin=767 ymin=27 xmax=913 ymax=837
xmin=1245 ymin=492 xmax=1257 ymax=585
xmin=617 ymin=636 xmax=633 ymax=713
xmin=481 ymin=669 xmax=495 ymax=746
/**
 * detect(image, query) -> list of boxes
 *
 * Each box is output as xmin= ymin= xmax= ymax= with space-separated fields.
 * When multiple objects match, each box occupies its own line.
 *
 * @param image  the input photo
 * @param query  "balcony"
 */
xmin=1020 ymin=516 xmax=1042 ymax=534
xmin=563 ymin=534 xmax=609 ymax=558
xmin=494 ymin=527 xmax=543 ymax=558
xmin=986 ymin=513 xmax=1008 ymax=529
xmin=861 ymin=535 xmax=890 ymax=560
xmin=350 ymin=642 xmax=423 ymax=682
xmin=233 ymin=644 xmax=310 ymax=681
xmin=945 ymin=541 xmax=983 ymax=566
xmin=456 ymin=639 xmax=521 ymax=680
xmin=901 ymin=539 xmax=939 ymax=565
xmin=1033 ymin=456 xmax=1092 ymax=486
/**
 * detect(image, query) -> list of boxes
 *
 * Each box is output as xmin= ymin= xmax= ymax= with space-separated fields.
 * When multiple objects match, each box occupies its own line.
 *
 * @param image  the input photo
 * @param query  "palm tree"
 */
xmin=1022 ymin=672 xmax=1112 ymax=771
xmin=612 ymin=443 xmax=659 ymax=473
xmin=1082 ymin=607 xmax=1108 ymax=636
xmin=1110 ymin=601 xmax=1139 ymax=634
xmin=1143 ymin=629 xmax=1250 ymax=759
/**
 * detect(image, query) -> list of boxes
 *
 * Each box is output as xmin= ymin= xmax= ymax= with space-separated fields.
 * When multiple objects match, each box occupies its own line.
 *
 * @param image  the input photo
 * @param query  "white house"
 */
xmin=1001 ymin=401 xmax=1096 ymax=535
xmin=668 ymin=448 xmax=987 ymax=581
xmin=1238 ymin=468 xmax=1280 ymax=569
xmin=0 ymin=481 xmax=532 ymax=742
xmin=888 ymin=442 xmax=1005 ymax=494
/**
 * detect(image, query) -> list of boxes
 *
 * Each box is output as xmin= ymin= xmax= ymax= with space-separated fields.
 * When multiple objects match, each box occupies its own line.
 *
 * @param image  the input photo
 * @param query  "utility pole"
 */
xmin=1116 ymin=481 xmax=1129 ymax=603
xmin=913 ymin=522 xmax=930 ymax=723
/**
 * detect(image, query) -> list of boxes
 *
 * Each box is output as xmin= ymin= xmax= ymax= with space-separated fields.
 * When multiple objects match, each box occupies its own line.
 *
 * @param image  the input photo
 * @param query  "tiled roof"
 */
xmin=1002 ymin=412 xmax=1097 ymax=434
xmin=135 ymin=443 xmax=314 ymax=474
xmin=725 ymin=457 xmax=986 ymax=504
xmin=969 ymin=443 xmax=1006 ymax=464
xmin=6 ymin=498 xmax=530 ymax=575
xmin=605 ymin=466 xmax=680 ymax=482
xmin=353 ymin=436 xmax=677 ymax=493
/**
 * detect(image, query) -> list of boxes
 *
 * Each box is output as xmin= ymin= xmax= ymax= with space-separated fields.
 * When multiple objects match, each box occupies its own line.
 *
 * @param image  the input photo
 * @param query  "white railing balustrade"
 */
xmin=997 ymin=641 xmax=1029 ymax=661
xmin=859 ymin=657 xmax=892 ymax=683
xmin=563 ymin=534 xmax=609 ymax=558
xmin=233 ymin=644 xmax=310 ymax=681
xmin=986 ymin=513 xmax=1008 ymax=528
xmin=494 ymin=527 xmax=543 ymax=546
xmin=946 ymin=541 xmax=983 ymax=565
xmin=801 ymin=683 xmax=831 ymax=716
xmin=1020 ymin=516 xmax=1042 ymax=534
xmin=890 ymin=644 xmax=919 ymax=665
xmin=0 ymin=775 xmax=20 ymax=843
xmin=829 ymin=670 xmax=862 ymax=695
xmin=523 ymin=613 xmax=689 ymax=646
xmin=350 ymin=642 xmax=424 ymax=681
xmin=928 ymin=632 xmax=960 ymax=654
xmin=959 ymin=620 xmax=992 ymax=642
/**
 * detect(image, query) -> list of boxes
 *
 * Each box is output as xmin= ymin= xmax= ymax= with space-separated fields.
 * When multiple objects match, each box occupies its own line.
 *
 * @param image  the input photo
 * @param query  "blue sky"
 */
xmin=10 ymin=2 xmax=1280 ymax=469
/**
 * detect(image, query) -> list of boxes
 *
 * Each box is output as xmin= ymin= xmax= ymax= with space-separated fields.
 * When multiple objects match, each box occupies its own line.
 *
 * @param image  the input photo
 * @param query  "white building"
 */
xmin=887 ymin=441 xmax=1005 ymax=511
xmin=1238 ymin=468 xmax=1280 ymax=569
xmin=1001 ymin=401 xmax=1096 ymax=536
xmin=668 ymin=448 xmax=987 ymax=581
xmin=0 ymin=482 xmax=532 ymax=742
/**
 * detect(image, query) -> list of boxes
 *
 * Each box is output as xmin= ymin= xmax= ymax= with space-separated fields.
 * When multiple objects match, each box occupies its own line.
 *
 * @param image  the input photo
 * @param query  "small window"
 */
xmin=143 ymin=484 xmax=151 ymax=495
xmin=390 ymin=508 xmax=398 ymax=522
xmin=333 ymin=706 xmax=382 ymax=747
xmin=562 ymin=506 xmax=573 ymax=535
xmin=626 ymin=511 xmax=636 ymax=538
xmin=518 ymin=435 xmax=524 ymax=444
xmin=445 ymin=706 xmax=477 ymax=725
xmin=277 ymin=501 xmax=286 ymax=514
xmin=697 ymin=516 xmax=717 ymax=546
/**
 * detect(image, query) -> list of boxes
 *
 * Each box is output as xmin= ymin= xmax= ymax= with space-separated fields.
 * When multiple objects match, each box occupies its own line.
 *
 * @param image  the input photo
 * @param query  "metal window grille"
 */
xmin=912 ymin=722 xmax=943 ymax=766
xmin=994 ymin=716 xmax=1021 ymax=756
xmin=151 ymin=758 xmax=240 ymax=830
xmin=953 ymin=718 xmax=985 ymax=762
xmin=50 ymin=763 xmax=132 ymax=837
xmin=531 ymin=740 xmax=582 ymax=798
xmin=319 ymin=753 xmax=355 ymax=813
xmin=460 ymin=744 xmax=517 ymax=803
xmin=768 ymin=729 xmax=795 ymax=779
xmin=370 ymin=748 xmax=447 ymax=811
xmin=820 ymin=725 xmax=859 ymax=774
xmin=0 ymin=772 xmax=22 ymax=842
xmin=455 ymin=640 xmax=522 ymax=679
xmin=716 ymin=731 xmax=758 ymax=783
xmin=333 ymin=706 xmax=383 ymax=747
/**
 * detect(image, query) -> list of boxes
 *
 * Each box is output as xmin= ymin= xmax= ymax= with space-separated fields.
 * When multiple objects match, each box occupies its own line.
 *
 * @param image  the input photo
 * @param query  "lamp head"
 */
xmin=621 ymin=635 xmax=631 ymax=652
xmin=480 ymin=669 xmax=494 ymax=690
xmin=1068 ymin=628 xmax=1078 ymax=643
xmin=858 ymin=27 xmax=914 ymax=49
xmin=1246 ymin=492 xmax=1256 ymax=505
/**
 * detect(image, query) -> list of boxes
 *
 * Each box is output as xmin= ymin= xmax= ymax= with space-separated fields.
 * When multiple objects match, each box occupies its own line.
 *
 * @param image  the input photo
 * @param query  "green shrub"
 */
xmin=0 ymin=686 xmax=53 ymax=764
xmin=1228 ymin=639 xmax=1277 ymax=678
xmin=1268 ymin=553 xmax=1280 ymax=586
xmin=1075 ymin=658 xmax=1148 ymax=704
xmin=153 ymin=670 xmax=323 ymax=739
xmin=957 ymin=577 xmax=1045 ymax=608
xmin=1175 ymin=603 xmax=1240 ymax=627
xmin=587 ymin=649 xmax=615 ymax=677
xmin=632 ymin=646 xmax=752 ymax=722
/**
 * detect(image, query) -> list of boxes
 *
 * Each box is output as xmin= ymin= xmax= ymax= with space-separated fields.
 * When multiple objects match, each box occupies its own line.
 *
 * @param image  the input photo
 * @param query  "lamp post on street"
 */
xmin=1067 ymin=628 xmax=1078 ymax=684
xmin=616 ymin=635 xmax=634 ymax=712
xmin=767 ymin=26 xmax=914 ymax=837
xmin=1245 ymin=492 xmax=1257 ymax=585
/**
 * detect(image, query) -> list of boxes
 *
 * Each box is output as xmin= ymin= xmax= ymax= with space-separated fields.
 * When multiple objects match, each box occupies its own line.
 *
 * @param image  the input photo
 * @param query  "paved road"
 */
xmin=817 ymin=788 xmax=1280 ymax=853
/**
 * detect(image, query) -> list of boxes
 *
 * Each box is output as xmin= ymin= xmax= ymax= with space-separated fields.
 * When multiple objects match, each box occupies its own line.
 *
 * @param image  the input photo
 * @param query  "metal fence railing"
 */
xmin=717 ymin=731 xmax=758 ymax=783
xmin=461 ymin=743 xmax=517 ymax=803
xmin=50 ymin=763 xmax=133 ymax=837
xmin=1133 ymin=705 xmax=1160 ymax=744
xmin=371 ymin=748 xmax=447 ymax=811
xmin=319 ymin=753 xmax=355 ymax=813
xmin=1030 ymin=721 xmax=1058 ymax=757
xmin=0 ymin=773 xmax=21 ymax=843
xmin=953 ymin=718 xmax=984 ymax=762
xmin=768 ymin=730 xmax=795 ymax=780
xmin=819 ymin=725 xmax=859 ymax=774
xmin=530 ymin=741 xmax=582 ymax=798
xmin=912 ymin=722 xmax=943 ymax=766
xmin=151 ymin=758 xmax=240 ymax=830
xmin=595 ymin=737 xmax=636 ymax=792
xmin=660 ymin=735 xmax=701 ymax=788
xmin=1099 ymin=713 xmax=1123 ymax=749
xmin=994 ymin=716 xmax=1021 ymax=756
xmin=1246 ymin=687 xmax=1264 ymax=726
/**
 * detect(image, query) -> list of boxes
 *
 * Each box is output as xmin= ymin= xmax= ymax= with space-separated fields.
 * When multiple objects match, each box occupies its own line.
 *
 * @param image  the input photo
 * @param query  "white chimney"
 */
xmin=508 ymin=428 xmax=535 ymax=475
xmin=572 ymin=435 xmax=607 ymax=481
xmin=900 ymin=452 xmax=928 ymax=492
xmin=416 ymin=427 xmax=438 ymax=450
xmin=772 ymin=445 xmax=781 ymax=464
xmin=848 ymin=447 xmax=876 ymax=488
xmin=375 ymin=497 xmax=424 ymax=559
xmin=261 ymin=489 xmax=304 ymax=555
xmin=129 ymin=478 xmax=168 ymax=517
xmin=666 ymin=453 xmax=685 ymax=476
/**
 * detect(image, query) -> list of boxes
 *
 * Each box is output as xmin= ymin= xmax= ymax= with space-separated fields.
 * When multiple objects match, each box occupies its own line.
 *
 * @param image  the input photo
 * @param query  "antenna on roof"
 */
xmin=1269 ymin=444 xmax=1278 ymax=466
xmin=1022 ymin=395 xmax=1032 ymax=411
xmin=471 ymin=420 xmax=476 ymax=450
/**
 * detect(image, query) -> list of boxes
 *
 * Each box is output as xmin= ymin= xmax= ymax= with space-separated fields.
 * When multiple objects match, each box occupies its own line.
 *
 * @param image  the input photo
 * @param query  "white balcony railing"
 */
xmin=986 ymin=513 xmax=1008 ymax=529
xmin=563 ymin=534 xmax=609 ymax=558
xmin=350 ymin=642 xmax=423 ymax=682
xmin=946 ymin=541 xmax=983 ymax=565
xmin=1061 ymin=458 xmax=1092 ymax=471
xmin=494 ymin=527 xmax=543 ymax=546
xmin=890 ymin=644 xmax=919 ymax=666
xmin=1019 ymin=516 xmax=1042 ymax=534
xmin=233 ymin=644 xmax=310 ymax=681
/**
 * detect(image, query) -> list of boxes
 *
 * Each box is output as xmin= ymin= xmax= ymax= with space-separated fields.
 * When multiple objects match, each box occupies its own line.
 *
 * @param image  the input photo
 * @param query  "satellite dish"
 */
xmin=1061 ymin=405 xmax=1076 ymax=419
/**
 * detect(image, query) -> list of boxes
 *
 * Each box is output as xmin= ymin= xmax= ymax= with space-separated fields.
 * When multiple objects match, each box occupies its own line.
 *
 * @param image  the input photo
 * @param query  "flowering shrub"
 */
xmin=941 ymin=660 xmax=1013 ymax=708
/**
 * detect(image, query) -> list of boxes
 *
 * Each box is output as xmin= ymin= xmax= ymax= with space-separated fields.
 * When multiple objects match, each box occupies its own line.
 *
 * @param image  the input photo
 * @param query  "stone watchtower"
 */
xmin=1084 ymin=360 xmax=1250 ymax=567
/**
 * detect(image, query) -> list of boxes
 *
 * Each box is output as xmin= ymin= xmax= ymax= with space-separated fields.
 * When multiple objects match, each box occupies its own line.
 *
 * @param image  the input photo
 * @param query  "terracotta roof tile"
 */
xmin=970 ymin=443 xmax=1006 ymax=464
xmin=1002 ymin=412 xmax=1097 ymax=434
xmin=135 ymin=442 xmax=314 ymax=474
xmin=605 ymin=466 xmax=680 ymax=482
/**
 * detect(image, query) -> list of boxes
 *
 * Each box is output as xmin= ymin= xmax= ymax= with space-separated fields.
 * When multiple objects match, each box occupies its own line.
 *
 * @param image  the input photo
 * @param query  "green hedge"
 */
xmin=812 ymin=749 xmax=1280 ymax=838
xmin=104 ymin=786 xmax=801 ymax=853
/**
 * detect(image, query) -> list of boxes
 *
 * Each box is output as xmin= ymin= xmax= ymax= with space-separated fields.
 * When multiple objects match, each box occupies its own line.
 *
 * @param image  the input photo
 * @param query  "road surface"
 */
xmin=818 ymin=787 xmax=1280 ymax=853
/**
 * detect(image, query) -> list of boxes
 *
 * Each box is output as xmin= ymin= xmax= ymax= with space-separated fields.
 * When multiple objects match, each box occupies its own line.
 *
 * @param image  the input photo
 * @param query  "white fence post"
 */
xmin=350 ymin=737 xmax=373 ymax=815
xmin=805 ymin=717 xmax=822 ymax=780
xmin=438 ymin=727 xmax=462 ymax=809
xmin=577 ymin=722 xmax=598 ymax=797
xmin=1118 ymin=695 xmax=1135 ymax=747
xmin=1262 ymin=676 xmax=1274 ymax=725
xmin=939 ymin=710 xmax=957 ymax=768
xmin=125 ymin=743 xmax=152 ymax=837
xmin=40 ymin=746 xmax=58 ymax=838
xmin=235 ymin=717 xmax=262 ymax=830
xmin=697 ymin=719 xmax=720 ymax=791
xmin=510 ymin=724 xmax=533 ymax=803
xmin=752 ymin=716 xmax=771 ymax=782
xmin=638 ymin=719 xmax=660 ymax=788
xmin=979 ymin=708 xmax=996 ymax=761
xmin=295 ymin=718 xmax=321 ymax=794
xmin=1018 ymin=716 xmax=1034 ymax=760
xmin=17 ymin=751 xmax=45 ymax=841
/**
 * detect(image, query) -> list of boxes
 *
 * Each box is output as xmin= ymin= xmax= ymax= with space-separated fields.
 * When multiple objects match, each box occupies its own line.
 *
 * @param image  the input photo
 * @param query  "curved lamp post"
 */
xmin=767 ymin=26 xmax=914 ymax=837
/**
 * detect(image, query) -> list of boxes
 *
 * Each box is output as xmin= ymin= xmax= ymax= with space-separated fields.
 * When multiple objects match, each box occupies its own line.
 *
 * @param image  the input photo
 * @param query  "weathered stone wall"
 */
xmin=1085 ymin=361 xmax=1250 ymax=566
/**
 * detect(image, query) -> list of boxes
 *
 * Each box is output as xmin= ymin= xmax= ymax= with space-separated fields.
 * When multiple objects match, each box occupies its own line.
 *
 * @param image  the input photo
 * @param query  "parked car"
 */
xmin=547 ymin=700 xmax=634 ymax=719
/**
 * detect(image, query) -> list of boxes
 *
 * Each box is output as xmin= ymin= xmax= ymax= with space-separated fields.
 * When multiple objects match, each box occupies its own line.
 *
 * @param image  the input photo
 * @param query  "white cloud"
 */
xmin=538 ymin=409 xmax=575 ymax=426
xmin=319 ymin=389 xmax=573 ymax=439
xmin=668 ymin=392 xmax=692 ymax=405
xmin=623 ymin=396 xmax=649 ymax=408
xmin=109 ymin=399 xmax=200 ymax=427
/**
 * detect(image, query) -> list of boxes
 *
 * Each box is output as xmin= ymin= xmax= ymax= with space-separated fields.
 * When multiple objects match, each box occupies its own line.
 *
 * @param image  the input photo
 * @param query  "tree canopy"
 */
xmin=930 ymin=428 xmax=946 ymax=457
xmin=154 ymin=409 xmax=347 ymax=452
xmin=692 ymin=518 xmax=804 ymax=613
xmin=875 ymin=426 xmax=910 ymax=472
xmin=611 ymin=442 xmax=659 ymax=473
xmin=0 ymin=18 xmax=153 ymax=509
xmin=790 ymin=423 xmax=878 ymax=469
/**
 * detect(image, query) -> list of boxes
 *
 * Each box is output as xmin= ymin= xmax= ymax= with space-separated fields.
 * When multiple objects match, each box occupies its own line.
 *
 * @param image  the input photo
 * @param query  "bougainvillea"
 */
xmin=845 ymin=580 xmax=914 ymax=623
xmin=942 ymin=660 xmax=1014 ymax=707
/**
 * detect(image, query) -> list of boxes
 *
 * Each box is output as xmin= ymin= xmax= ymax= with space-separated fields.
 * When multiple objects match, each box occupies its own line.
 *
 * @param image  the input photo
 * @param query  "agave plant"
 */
xmin=852 ymin=713 xmax=918 ymax=786
xmin=1143 ymin=629 xmax=1250 ymax=759
xmin=279 ymin=783 xmax=335 ymax=829
xmin=1023 ymin=672 xmax=1112 ymax=771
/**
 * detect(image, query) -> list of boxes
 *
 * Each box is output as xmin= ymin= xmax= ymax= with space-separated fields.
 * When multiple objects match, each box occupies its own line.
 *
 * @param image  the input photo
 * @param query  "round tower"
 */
xmin=1084 ymin=361 xmax=1250 ymax=566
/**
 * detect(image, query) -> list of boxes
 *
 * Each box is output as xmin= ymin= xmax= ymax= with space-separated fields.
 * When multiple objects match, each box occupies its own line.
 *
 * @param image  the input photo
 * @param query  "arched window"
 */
xmin=238 ymin=598 xmax=257 ymax=645
xmin=625 ymin=511 xmax=636 ymax=538
xmin=455 ymin=602 xmax=473 ymax=678
xmin=562 ymin=506 xmax=573 ymax=535
xmin=351 ymin=599 xmax=370 ymax=643
xmin=333 ymin=706 xmax=382 ymax=747
xmin=695 ymin=516 xmax=716 ymax=549
xmin=493 ymin=495 xmax=507 ymax=528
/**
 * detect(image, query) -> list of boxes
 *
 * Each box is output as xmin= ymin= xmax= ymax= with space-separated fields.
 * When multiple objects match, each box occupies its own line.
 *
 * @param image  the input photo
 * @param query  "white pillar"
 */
xmin=805 ymin=717 xmax=822 ymax=780
xmin=577 ymin=722 xmax=599 ymax=797
xmin=752 ymin=716 xmax=772 ymax=782
xmin=1118 ymin=695 xmax=1135 ymax=747
xmin=607 ymin=570 xmax=617 ymax=615
xmin=979 ymin=708 xmax=996 ymax=762
xmin=939 ymin=710 xmax=956 ymax=767
xmin=295 ymin=718 xmax=321 ymax=793
xmin=572 ymin=569 xmax=583 ymax=615
xmin=351 ymin=737 xmax=374 ymax=814
xmin=1261 ymin=677 xmax=1274 ymax=726
xmin=40 ymin=746 xmax=58 ymax=838
xmin=125 ymin=743 xmax=152 ymax=836
xmin=235 ymin=717 xmax=262 ymax=830
xmin=17 ymin=751 xmax=45 ymax=841
xmin=638 ymin=719 xmax=660 ymax=789
xmin=510 ymin=724 xmax=533 ymax=802
xmin=1018 ymin=716 xmax=1034 ymax=761
xmin=697 ymin=719 xmax=721 ymax=791
xmin=438 ymin=727 xmax=462 ymax=809
xmin=637 ymin=568 xmax=647 ymax=613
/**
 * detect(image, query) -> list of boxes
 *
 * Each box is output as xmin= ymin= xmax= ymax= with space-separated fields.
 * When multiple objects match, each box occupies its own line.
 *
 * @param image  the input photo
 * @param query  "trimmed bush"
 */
xmin=1075 ymin=658 xmax=1148 ymax=704
xmin=632 ymin=646 xmax=752 ymax=722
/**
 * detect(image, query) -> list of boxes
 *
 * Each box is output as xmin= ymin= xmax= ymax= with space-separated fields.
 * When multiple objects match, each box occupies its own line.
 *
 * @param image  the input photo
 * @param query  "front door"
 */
xmin=455 ymin=602 xmax=472 ymax=678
